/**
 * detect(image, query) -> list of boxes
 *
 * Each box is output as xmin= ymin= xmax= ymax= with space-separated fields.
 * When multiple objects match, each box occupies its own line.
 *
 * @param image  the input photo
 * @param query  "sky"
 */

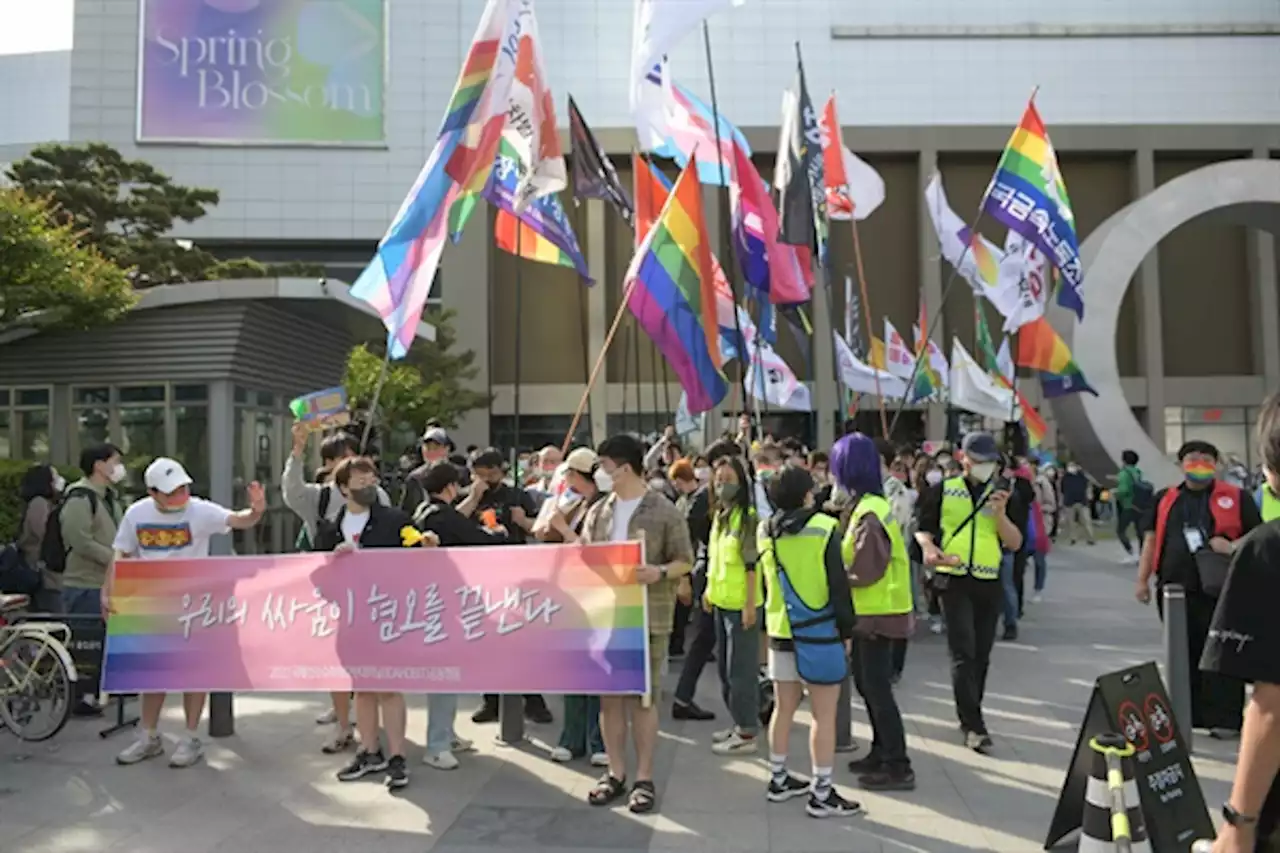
xmin=0 ymin=0 xmax=74 ymax=55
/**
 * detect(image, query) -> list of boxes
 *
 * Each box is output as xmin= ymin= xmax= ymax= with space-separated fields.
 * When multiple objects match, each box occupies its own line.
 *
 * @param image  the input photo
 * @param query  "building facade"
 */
xmin=5 ymin=0 xmax=1280 ymax=463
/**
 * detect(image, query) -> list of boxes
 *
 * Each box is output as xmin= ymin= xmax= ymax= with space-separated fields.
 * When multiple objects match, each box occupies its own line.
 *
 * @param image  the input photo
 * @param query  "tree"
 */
xmin=5 ymin=143 xmax=323 ymax=285
xmin=344 ymin=309 xmax=489 ymax=432
xmin=0 ymin=189 xmax=135 ymax=330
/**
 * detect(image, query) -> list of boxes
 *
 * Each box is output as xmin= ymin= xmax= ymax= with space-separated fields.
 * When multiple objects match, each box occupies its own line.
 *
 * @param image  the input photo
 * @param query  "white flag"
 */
xmin=502 ymin=6 xmax=565 ymax=211
xmin=834 ymin=332 xmax=907 ymax=399
xmin=950 ymin=339 xmax=1018 ymax=422
xmin=744 ymin=335 xmax=800 ymax=407
xmin=883 ymin=318 xmax=917 ymax=381
xmin=998 ymin=232 xmax=1053 ymax=332
xmin=995 ymin=337 xmax=1015 ymax=386
xmin=630 ymin=0 xmax=744 ymax=141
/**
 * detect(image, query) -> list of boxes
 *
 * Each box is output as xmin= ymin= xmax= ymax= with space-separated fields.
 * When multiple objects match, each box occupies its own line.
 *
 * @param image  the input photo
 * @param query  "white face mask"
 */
xmin=52 ymin=472 xmax=66 ymax=492
xmin=594 ymin=470 xmax=613 ymax=492
xmin=694 ymin=467 xmax=711 ymax=483
xmin=108 ymin=462 xmax=127 ymax=484
xmin=648 ymin=478 xmax=666 ymax=492
xmin=1067 ymin=464 xmax=1080 ymax=475
xmin=925 ymin=469 xmax=943 ymax=486
xmin=969 ymin=462 xmax=998 ymax=483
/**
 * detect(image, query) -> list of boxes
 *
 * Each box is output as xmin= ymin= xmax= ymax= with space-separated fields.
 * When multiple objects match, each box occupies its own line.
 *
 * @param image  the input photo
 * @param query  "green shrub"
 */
xmin=0 ymin=460 xmax=83 ymax=540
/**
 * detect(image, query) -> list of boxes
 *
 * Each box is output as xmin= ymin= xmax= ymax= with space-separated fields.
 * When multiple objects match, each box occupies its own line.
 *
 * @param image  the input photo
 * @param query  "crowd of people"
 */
xmin=7 ymin=405 xmax=1280 ymax=842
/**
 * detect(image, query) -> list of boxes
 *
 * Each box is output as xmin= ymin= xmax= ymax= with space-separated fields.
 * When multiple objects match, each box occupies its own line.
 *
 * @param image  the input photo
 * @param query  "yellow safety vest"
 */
xmin=937 ymin=476 xmax=1002 ymax=581
xmin=842 ymin=494 xmax=913 ymax=616
xmin=1262 ymin=485 xmax=1280 ymax=523
xmin=705 ymin=506 xmax=760 ymax=611
xmin=758 ymin=513 xmax=838 ymax=640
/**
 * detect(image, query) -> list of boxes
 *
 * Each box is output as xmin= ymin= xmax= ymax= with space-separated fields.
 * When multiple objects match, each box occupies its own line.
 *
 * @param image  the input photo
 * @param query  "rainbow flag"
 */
xmin=1016 ymin=317 xmax=1096 ymax=396
xmin=490 ymin=138 xmax=591 ymax=280
xmin=350 ymin=0 xmax=522 ymax=359
xmin=1021 ymin=393 xmax=1048 ymax=447
xmin=624 ymin=159 xmax=727 ymax=414
xmin=983 ymin=99 xmax=1084 ymax=319
xmin=101 ymin=544 xmax=650 ymax=695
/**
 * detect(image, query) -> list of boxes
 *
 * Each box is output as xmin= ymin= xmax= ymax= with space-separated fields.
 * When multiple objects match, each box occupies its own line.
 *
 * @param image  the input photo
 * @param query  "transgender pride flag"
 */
xmin=636 ymin=64 xmax=751 ymax=187
xmin=350 ymin=0 xmax=526 ymax=359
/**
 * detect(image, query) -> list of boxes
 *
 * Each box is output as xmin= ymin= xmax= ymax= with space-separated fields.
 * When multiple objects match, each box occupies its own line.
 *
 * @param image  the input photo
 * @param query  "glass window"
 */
xmin=1185 ymin=407 xmax=1245 ymax=424
xmin=17 ymin=388 xmax=49 ymax=407
xmin=175 ymin=405 xmax=210 ymax=497
xmin=75 ymin=407 xmax=111 ymax=456
xmin=74 ymin=387 xmax=110 ymax=405
xmin=255 ymin=391 xmax=275 ymax=408
xmin=0 ymin=411 xmax=10 ymax=459
xmin=119 ymin=405 xmax=166 ymax=477
xmin=174 ymin=384 xmax=208 ymax=402
xmin=18 ymin=410 xmax=49 ymax=460
xmin=234 ymin=386 xmax=249 ymax=404
xmin=0 ymin=390 xmax=9 ymax=407
xmin=119 ymin=385 xmax=166 ymax=404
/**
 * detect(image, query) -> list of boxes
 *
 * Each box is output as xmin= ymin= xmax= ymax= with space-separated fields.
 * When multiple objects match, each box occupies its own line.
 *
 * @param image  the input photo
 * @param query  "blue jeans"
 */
xmin=557 ymin=695 xmax=603 ymax=757
xmin=715 ymin=607 xmax=760 ymax=734
xmin=1032 ymin=552 xmax=1048 ymax=593
xmin=1000 ymin=553 xmax=1019 ymax=629
xmin=425 ymin=693 xmax=460 ymax=754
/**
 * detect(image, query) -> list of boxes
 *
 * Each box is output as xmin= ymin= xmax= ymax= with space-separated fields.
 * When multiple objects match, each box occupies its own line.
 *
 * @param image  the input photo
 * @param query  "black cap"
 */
xmin=960 ymin=431 xmax=1000 ymax=463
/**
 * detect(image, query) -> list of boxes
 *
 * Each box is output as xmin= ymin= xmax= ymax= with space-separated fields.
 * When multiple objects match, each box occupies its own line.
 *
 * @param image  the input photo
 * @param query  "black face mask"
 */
xmin=349 ymin=485 xmax=378 ymax=507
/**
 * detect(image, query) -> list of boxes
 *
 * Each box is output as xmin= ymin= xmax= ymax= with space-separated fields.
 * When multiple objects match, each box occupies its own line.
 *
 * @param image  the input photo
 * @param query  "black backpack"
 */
xmin=40 ymin=488 xmax=100 ymax=574
xmin=1130 ymin=470 xmax=1156 ymax=512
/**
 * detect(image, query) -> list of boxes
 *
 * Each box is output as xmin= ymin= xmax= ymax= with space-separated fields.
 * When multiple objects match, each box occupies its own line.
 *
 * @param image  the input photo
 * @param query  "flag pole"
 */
xmin=701 ymin=22 xmax=755 ymax=438
xmin=887 ymin=86 xmax=1039 ymax=437
xmin=360 ymin=348 xmax=392 ymax=454
xmin=561 ymin=279 xmax=639 ymax=455
xmin=848 ymin=216 xmax=889 ymax=436
xmin=512 ymin=224 xmax=525 ymax=465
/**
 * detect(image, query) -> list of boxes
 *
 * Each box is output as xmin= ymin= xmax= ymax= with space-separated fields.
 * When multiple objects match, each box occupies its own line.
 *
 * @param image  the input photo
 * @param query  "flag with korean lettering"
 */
xmin=882 ymin=318 xmax=916 ymax=381
xmin=981 ymin=99 xmax=1084 ymax=319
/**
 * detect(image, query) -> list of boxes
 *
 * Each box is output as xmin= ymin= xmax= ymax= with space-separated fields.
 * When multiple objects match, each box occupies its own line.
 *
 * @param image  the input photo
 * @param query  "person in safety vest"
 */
xmin=830 ymin=433 xmax=916 ymax=792
xmin=913 ymin=432 xmax=1023 ymax=755
xmin=757 ymin=466 xmax=861 ymax=819
xmin=1136 ymin=440 xmax=1259 ymax=738
xmin=1255 ymin=474 xmax=1280 ymax=523
xmin=702 ymin=456 xmax=762 ymax=755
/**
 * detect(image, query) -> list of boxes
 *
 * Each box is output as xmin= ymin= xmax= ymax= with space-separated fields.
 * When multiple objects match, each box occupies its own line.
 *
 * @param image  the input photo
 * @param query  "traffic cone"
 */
xmin=1079 ymin=733 xmax=1151 ymax=852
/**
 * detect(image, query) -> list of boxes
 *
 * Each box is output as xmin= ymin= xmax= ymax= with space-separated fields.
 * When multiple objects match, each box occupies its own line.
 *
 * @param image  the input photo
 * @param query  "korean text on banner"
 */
xmin=137 ymin=0 xmax=386 ymax=145
xmin=101 ymin=543 xmax=650 ymax=695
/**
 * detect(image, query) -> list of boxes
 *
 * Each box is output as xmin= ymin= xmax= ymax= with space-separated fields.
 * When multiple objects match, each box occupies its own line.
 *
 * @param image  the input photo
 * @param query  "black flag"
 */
xmin=568 ymin=95 xmax=633 ymax=224
xmin=774 ymin=46 xmax=827 ymax=254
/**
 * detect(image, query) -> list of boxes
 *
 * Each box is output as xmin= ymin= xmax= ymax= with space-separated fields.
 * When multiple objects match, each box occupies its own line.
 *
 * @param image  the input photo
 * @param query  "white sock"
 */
xmin=143 ymin=726 xmax=158 ymax=739
xmin=811 ymin=766 xmax=833 ymax=795
xmin=185 ymin=727 xmax=199 ymax=739
xmin=769 ymin=754 xmax=787 ymax=781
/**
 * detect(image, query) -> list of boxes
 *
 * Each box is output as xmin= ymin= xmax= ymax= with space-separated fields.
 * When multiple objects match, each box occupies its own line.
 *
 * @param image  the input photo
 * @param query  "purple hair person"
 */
xmin=830 ymin=432 xmax=884 ymax=499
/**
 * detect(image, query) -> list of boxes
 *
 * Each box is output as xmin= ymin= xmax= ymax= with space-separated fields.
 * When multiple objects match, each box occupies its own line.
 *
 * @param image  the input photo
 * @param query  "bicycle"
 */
xmin=0 ymin=593 xmax=77 ymax=741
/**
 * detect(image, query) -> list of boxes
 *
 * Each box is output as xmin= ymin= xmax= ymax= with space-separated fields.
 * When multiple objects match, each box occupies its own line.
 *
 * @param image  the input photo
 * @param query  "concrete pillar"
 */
xmin=585 ymin=199 xmax=609 ymax=446
xmin=448 ymin=210 xmax=492 ymax=449
xmin=1133 ymin=149 xmax=1166 ymax=449
xmin=208 ymin=380 xmax=235 ymax=558
xmin=1248 ymin=147 xmax=1280 ymax=392
xmin=918 ymin=148 xmax=948 ymax=441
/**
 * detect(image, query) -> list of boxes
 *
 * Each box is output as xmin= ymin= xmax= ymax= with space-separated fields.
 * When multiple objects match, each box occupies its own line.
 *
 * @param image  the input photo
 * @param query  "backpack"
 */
xmin=40 ymin=488 xmax=100 ymax=574
xmin=1130 ymin=469 xmax=1155 ymax=512
xmin=294 ymin=486 xmax=333 ymax=552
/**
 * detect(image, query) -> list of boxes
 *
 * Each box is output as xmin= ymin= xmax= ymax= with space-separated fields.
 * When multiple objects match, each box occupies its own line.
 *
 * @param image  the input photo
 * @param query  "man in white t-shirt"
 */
xmin=105 ymin=457 xmax=266 ymax=768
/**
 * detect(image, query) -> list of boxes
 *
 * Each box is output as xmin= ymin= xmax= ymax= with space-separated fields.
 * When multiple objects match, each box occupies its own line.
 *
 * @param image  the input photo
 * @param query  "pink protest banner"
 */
xmin=102 ymin=543 xmax=648 ymax=695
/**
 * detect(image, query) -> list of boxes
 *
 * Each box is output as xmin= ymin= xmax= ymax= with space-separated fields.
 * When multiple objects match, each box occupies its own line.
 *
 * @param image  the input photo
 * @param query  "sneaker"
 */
xmin=710 ymin=728 xmax=735 ymax=744
xmin=965 ymin=731 xmax=991 ymax=754
xmin=806 ymin=788 xmax=863 ymax=819
xmin=385 ymin=755 xmax=409 ymax=789
xmin=859 ymin=767 xmax=917 ymax=791
xmin=1030 ymin=593 xmax=1044 ymax=603
xmin=423 ymin=750 xmax=459 ymax=770
xmin=169 ymin=736 xmax=205 ymax=768
xmin=711 ymin=731 xmax=758 ymax=755
xmin=116 ymin=732 xmax=165 ymax=766
xmin=834 ymin=741 xmax=858 ymax=754
xmin=337 ymin=749 xmax=389 ymax=781
xmin=766 ymin=773 xmax=810 ymax=802
xmin=548 ymin=746 xmax=573 ymax=763
xmin=451 ymin=736 xmax=476 ymax=753
xmin=672 ymin=700 xmax=716 ymax=721
xmin=930 ymin=620 xmax=945 ymax=635
xmin=471 ymin=704 xmax=499 ymax=724
xmin=1121 ymin=554 xmax=1139 ymax=566
xmin=589 ymin=751 xmax=609 ymax=767
xmin=321 ymin=729 xmax=355 ymax=755
xmin=524 ymin=699 xmax=554 ymax=725
xmin=847 ymin=755 xmax=884 ymax=774
xmin=315 ymin=707 xmax=339 ymax=725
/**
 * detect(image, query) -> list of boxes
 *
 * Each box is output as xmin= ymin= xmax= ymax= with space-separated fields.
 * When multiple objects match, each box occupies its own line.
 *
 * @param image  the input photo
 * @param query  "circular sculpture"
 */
xmin=1047 ymin=158 xmax=1280 ymax=487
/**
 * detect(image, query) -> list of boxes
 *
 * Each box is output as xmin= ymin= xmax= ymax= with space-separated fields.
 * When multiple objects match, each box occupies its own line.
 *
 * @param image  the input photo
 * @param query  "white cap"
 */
xmin=144 ymin=457 xmax=192 ymax=494
xmin=564 ymin=447 xmax=598 ymax=475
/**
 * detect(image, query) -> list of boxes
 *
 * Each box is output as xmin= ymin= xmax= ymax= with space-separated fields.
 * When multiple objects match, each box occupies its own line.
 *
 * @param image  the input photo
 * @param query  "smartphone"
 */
xmin=992 ymin=476 xmax=1012 ymax=493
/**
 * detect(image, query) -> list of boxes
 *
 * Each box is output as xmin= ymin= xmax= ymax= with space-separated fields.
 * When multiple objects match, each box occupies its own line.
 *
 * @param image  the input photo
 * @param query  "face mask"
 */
xmin=155 ymin=494 xmax=189 ymax=513
xmin=925 ymin=470 xmax=943 ymax=486
xmin=969 ymin=462 xmax=997 ymax=483
xmin=648 ymin=479 xmax=666 ymax=492
xmin=1182 ymin=459 xmax=1216 ymax=485
xmin=694 ymin=467 xmax=711 ymax=483
xmin=715 ymin=482 xmax=740 ymax=503
xmin=1067 ymin=464 xmax=1080 ymax=475
xmin=350 ymin=485 xmax=379 ymax=507
xmin=594 ymin=470 xmax=613 ymax=492
xmin=52 ymin=473 xmax=66 ymax=492
xmin=108 ymin=462 xmax=126 ymax=484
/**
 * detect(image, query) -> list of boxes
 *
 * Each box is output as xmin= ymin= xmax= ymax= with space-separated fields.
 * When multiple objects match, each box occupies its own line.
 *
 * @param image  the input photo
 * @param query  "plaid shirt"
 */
xmin=582 ymin=490 xmax=693 ymax=636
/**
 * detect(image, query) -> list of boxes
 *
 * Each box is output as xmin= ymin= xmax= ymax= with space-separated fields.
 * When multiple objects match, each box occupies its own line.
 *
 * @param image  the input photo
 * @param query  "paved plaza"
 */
xmin=1 ymin=544 xmax=1237 ymax=853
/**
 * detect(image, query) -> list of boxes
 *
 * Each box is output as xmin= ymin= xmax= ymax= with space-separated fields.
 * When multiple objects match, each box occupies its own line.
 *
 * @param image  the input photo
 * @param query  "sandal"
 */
xmin=628 ymin=780 xmax=657 ymax=814
xmin=587 ymin=773 xmax=627 ymax=806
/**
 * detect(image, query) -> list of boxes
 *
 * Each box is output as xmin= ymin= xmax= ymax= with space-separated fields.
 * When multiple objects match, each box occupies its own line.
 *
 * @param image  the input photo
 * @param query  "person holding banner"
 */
xmin=315 ymin=457 xmax=438 ymax=790
xmin=107 ymin=458 xmax=267 ymax=769
xmin=581 ymin=434 xmax=693 ymax=815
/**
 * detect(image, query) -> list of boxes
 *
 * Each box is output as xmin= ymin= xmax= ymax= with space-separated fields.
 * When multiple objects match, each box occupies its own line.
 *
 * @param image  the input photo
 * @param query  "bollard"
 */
xmin=835 ymin=651 xmax=854 ymax=752
xmin=496 ymin=694 xmax=525 ymax=746
xmin=208 ymin=692 xmax=235 ymax=738
xmin=1162 ymin=584 xmax=1194 ymax=753
xmin=1079 ymin=733 xmax=1151 ymax=852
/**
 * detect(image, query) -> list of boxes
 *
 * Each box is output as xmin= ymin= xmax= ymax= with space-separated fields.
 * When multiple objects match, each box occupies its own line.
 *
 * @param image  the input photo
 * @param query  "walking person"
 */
xmin=757 ymin=466 xmax=862 ymax=817
xmin=914 ymin=432 xmax=1024 ymax=754
xmin=831 ymin=434 xmax=916 ymax=792
xmin=1060 ymin=462 xmax=1094 ymax=545
xmin=1115 ymin=449 xmax=1153 ymax=565
xmin=1136 ymin=440 xmax=1257 ymax=738
xmin=702 ymin=456 xmax=761 ymax=755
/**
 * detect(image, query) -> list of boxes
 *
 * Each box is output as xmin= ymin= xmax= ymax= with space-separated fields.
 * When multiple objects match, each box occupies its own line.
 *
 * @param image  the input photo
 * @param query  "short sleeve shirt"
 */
xmin=113 ymin=497 xmax=232 ymax=559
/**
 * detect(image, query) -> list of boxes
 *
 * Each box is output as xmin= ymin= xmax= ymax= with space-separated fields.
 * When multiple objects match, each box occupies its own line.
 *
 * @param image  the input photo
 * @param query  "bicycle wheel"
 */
xmin=0 ymin=631 xmax=73 ymax=741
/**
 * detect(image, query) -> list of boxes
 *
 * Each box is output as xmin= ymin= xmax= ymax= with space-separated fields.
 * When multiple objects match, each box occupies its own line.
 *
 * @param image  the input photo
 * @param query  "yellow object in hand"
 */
xmin=401 ymin=526 xmax=425 ymax=547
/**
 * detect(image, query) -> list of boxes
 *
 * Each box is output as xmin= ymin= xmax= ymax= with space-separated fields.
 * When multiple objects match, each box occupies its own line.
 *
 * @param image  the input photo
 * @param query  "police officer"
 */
xmin=913 ymin=432 xmax=1024 ymax=754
